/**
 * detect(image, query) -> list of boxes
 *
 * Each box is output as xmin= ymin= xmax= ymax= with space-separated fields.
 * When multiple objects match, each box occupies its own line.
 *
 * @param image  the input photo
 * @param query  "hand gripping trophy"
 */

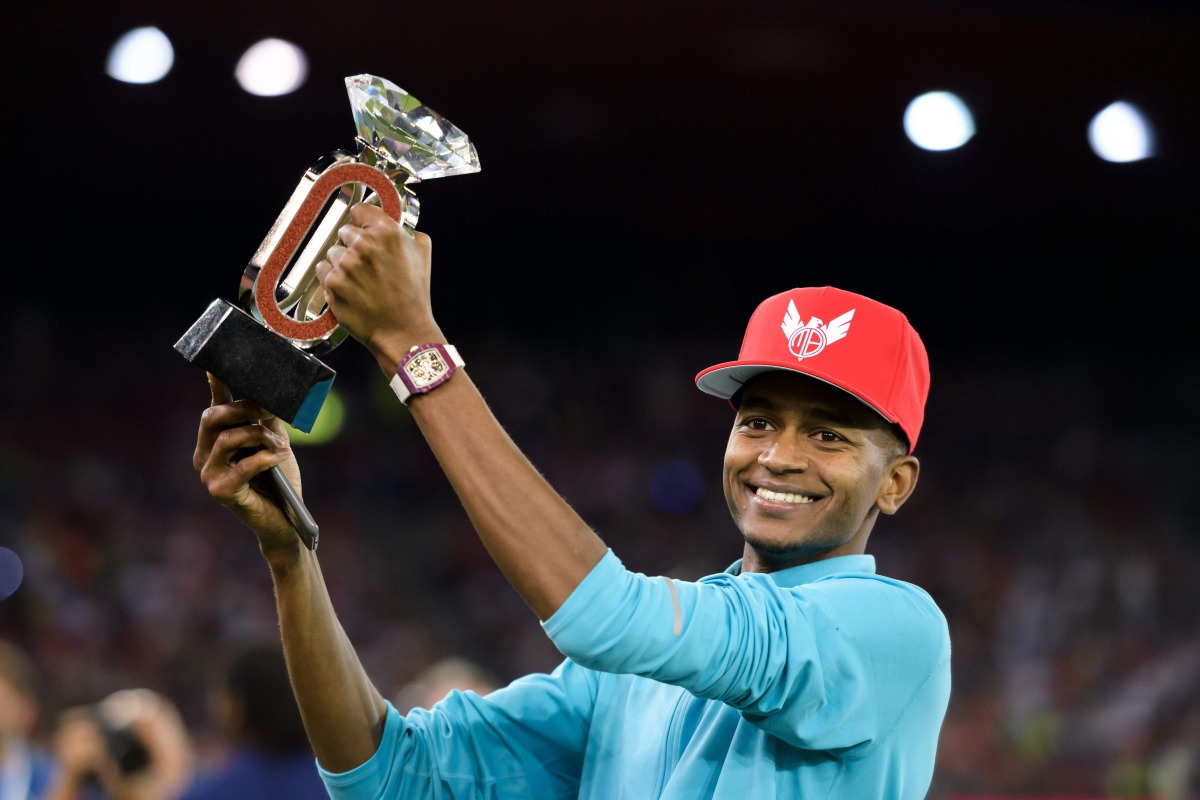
xmin=175 ymin=74 xmax=480 ymax=549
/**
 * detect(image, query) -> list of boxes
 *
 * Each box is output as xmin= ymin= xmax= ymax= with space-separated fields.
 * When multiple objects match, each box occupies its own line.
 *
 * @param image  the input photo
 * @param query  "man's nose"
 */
xmin=758 ymin=434 xmax=809 ymax=473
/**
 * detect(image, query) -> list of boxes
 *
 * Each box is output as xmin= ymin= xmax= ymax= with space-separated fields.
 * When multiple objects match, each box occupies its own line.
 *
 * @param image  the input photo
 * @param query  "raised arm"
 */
xmin=194 ymin=375 xmax=386 ymax=772
xmin=316 ymin=205 xmax=608 ymax=620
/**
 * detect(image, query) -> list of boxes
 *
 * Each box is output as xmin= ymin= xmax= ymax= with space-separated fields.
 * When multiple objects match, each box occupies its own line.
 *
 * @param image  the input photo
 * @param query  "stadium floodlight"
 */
xmin=1088 ymin=101 xmax=1154 ymax=163
xmin=235 ymin=38 xmax=309 ymax=97
xmin=903 ymin=91 xmax=975 ymax=152
xmin=106 ymin=26 xmax=174 ymax=84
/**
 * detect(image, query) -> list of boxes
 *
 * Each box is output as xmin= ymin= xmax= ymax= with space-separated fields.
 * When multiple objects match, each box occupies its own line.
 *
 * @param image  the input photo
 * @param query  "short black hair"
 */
xmin=225 ymin=643 xmax=310 ymax=756
xmin=884 ymin=422 xmax=911 ymax=459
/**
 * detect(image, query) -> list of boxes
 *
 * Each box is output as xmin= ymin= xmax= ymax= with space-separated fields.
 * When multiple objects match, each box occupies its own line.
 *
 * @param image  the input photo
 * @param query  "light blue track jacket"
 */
xmin=320 ymin=550 xmax=951 ymax=799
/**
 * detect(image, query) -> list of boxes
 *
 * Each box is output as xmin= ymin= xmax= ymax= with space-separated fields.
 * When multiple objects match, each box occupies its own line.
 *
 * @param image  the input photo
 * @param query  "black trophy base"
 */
xmin=174 ymin=299 xmax=335 ymax=433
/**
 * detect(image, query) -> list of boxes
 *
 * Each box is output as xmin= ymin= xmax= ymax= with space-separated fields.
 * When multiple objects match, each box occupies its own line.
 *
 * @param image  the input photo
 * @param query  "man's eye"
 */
xmin=744 ymin=417 xmax=772 ymax=431
xmin=815 ymin=430 xmax=842 ymax=443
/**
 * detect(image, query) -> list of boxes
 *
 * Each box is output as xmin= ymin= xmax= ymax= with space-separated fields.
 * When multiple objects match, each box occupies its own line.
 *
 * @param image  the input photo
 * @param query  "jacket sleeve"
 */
xmin=541 ymin=550 xmax=950 ymax=752
xmin=318 ymin=658 xmax=597 ymax=800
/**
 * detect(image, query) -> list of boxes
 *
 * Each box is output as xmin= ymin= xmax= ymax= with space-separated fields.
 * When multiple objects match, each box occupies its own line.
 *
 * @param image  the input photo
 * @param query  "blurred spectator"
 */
xmin=392 ymin=656 xmax=499 ymax=714
xmin=0 ymin=641 xmax=56 ymax=800
xmin=3 ymin=308 xmax=1200 ymax=797
xmin=44 ymin=689 xmax=190 ymax=800
xmin=177 ymin=642 xmax=325 ymax=800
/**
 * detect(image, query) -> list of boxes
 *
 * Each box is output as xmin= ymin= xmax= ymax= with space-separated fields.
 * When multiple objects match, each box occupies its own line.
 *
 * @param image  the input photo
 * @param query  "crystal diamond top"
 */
xmin=345 ymin=74 xmax=481 ymax=183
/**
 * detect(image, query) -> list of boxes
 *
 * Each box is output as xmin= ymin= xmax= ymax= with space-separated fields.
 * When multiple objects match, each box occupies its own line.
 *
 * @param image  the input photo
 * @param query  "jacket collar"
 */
xmin=723 ymin=554 xmax=876 ymax=588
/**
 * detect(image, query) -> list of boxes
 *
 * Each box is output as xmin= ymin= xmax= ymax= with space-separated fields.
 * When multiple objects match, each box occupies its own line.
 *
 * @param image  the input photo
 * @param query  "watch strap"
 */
xmin=390 ymin=343 xmax=465 ymax=404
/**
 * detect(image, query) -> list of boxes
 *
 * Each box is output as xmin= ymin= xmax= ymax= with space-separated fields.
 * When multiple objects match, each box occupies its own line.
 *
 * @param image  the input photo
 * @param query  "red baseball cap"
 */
xmin=695 ymin=286 xmax=930 ymax=452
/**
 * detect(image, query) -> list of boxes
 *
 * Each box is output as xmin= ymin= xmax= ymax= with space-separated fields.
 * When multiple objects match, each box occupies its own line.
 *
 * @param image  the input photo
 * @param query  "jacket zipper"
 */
xmin=655 ymin=688 xmax=690 ymax=796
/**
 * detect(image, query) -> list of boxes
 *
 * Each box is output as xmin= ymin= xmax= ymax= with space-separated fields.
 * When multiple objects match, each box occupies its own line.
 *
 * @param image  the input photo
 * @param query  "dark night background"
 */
xmin=2 ymin=1 xmax=1200 ymax=797
xmin=6 ymin=0 xmax=1198 ymax=358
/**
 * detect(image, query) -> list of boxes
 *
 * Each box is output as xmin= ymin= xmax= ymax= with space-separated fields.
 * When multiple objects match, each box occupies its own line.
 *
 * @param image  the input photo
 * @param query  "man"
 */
xmin=178 ymin=642 xmax=328 ymax=800
xmin=194 ymin=202 xmax=951 ymax=798
xmin=44 ymin=689 xmax=190 ymax=800
xmin=0 ymin=641 xmax=55 ymax=800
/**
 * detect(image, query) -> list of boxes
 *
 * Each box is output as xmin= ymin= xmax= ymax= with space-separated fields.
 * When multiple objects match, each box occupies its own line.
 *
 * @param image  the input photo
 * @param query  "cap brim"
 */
xmin=695 ymin=362 xmax=796 ymax=400
xmin=695 ymin=360 xmax=900 ymax=428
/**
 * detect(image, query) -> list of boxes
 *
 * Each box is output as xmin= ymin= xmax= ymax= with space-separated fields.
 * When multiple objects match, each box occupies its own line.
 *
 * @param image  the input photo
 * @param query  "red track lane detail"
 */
xmin=255 ymin=162 xmax=403 ymax=342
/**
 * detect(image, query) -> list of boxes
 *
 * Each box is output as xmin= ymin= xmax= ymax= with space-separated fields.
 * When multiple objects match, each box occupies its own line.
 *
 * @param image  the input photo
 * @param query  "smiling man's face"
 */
xmin=722 ymin=371 xmax=917 ymax=573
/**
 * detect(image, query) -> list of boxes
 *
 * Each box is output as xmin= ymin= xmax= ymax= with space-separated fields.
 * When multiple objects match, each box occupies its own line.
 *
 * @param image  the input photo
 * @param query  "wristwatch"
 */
xmin=390 ymin=343 xmax=465 ymax=404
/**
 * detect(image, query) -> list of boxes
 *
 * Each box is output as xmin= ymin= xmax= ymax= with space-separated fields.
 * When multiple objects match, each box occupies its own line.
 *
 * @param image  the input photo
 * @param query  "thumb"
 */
xmin=207 ymin=372 xmax=234 ymax=406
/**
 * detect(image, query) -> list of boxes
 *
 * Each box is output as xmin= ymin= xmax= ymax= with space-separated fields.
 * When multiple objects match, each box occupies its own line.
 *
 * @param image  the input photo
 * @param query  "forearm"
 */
xmin=403 ymin=367 xmax=608 ymax=620
xmin=315 ymin=217 xmax=607 ymax=621
xmin=268 ymin=545 xmax=387 ymax=773
xmin=195 ymin=375 xmax=388 ymax=772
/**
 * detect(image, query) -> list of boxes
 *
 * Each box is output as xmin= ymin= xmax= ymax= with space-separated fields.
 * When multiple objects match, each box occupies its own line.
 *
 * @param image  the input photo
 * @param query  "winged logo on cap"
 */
xmin=781 ymin=300 xmax=855 ymax=360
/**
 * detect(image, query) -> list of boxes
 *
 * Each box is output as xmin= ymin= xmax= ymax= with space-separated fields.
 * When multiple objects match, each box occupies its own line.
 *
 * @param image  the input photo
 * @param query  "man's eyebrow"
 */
xmin=737 ymin=392 xmax=779 ymax=411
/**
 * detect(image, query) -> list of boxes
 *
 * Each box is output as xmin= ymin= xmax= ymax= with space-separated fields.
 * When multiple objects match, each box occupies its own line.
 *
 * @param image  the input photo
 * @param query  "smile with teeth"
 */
xmin=755 ymin=487 xmax=814 ymax=504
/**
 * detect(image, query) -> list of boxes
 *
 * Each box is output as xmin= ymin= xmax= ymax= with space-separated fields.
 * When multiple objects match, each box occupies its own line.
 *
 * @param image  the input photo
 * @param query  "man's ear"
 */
xmin=877 ymin=455 xmax=919 ymax=515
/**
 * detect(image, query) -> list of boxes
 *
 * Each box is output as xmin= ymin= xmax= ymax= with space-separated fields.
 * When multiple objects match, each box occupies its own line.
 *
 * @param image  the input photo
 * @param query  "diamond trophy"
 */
xmin=175 ymin=74 xmax=481 ymax=549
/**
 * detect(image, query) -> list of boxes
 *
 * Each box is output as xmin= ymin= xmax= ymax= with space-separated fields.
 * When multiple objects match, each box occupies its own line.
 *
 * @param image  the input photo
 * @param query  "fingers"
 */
xmin=318 ymin=202 xmax=436 ymax=350
xmin=89 ymin=690 xmax=191 ymax=797
xmin=334 ymin=220 xmax=363 ymax=248
xmin=207 ymin=372 xmax=233 ymax=407
xmin=322 ymin=242 xmax=358 ymax=283
xmin=195 ymin=377 xmax=304 ymax=546
xmin=327 ymin=241 xmax=351 ymax=263
xmin=336 ymin=204 xmax=401 ymax=262
xmin=335 ymin=206 xmax=383 ymax=256
xmin=200 ymin=442 xmax=289 ymax=507
xmin=53 ymin=708 xmax=107 ymax=779
xmin=194 ymin=399 xmax=278 ymax=472
xmin=331 ymin=229 xmax=372 ymax=269
xmin=315 ymin=257 xmax=333 ymax=290
xmin=116 ymin=691 xmax=192 ymax=789
xmin=205 ymin=419 xmax=288 ymax=471
xmin=347 ymin=201 xmax=392 ymax=228
xmin=318 ymin=242 xmax=361 ymax=309
xmin=260 ymin=413 xmax=289 ymax=438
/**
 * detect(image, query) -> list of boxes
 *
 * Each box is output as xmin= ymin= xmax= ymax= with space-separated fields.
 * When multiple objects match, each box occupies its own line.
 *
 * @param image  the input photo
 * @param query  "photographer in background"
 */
xmin=0 ymin=641 xmax=56 ymax=800
xmin=44 ymin=689 xmax=191 ymax=800
xmin=177 ymin=642 xmax=326 ymax=800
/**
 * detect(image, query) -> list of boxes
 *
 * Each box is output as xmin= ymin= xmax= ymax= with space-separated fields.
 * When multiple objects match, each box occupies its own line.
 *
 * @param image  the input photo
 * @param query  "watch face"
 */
xmin=403 ymin=346 xmax=452 ymax=391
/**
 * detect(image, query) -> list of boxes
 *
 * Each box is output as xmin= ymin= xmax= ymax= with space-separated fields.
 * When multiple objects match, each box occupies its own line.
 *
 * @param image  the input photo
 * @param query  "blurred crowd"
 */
xmin=0 ymin=302 xmax=1197 ymax=799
